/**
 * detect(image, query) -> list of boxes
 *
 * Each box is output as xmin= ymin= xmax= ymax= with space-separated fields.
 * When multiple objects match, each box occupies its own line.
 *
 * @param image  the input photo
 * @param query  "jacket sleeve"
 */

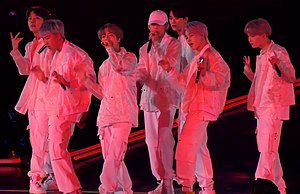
xmin=153 ymin=38 xmax=181 ymax=70
xmin=82 ymin=77 xmax=104 ymax=100
xmin=164 ymin=67 xmax=187 ymax=94
xmin=10 ymin=43 xmax=31 ymax=75
xmin=137 ymin=45 xmax=149 ymax=84
xmin=107 ymin=48 xmax=137 ymax=75
xmin=75 ymin=56 xmax=102 ymax=100
xmin=275 ymin=48 xmax=296 ymax=83
xmin=199 ymin=50 xmax=231 ymax=91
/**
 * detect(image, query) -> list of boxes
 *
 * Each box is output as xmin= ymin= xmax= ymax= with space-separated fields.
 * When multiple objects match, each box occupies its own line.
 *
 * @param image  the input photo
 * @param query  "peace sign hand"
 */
xmin=10 ymin=32 xmax=23 ymax=51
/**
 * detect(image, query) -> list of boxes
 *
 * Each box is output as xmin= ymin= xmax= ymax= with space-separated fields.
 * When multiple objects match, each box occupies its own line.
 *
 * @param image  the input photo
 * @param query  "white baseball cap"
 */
xmin=148 ymin=10 xmax=168 ymax=25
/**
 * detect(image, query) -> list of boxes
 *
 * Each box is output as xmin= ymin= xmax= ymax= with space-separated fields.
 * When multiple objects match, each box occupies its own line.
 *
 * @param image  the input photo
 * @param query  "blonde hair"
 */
xmin=186 ymin=21 xmax=208 ymax=37
xmin=39 ymin=19 xmax=65 ymax=39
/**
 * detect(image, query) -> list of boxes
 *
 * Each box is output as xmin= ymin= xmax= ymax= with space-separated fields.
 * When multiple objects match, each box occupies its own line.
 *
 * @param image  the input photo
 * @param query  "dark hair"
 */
xmin=244 ymin=18 xmax=272 ymax=37
xmin=168 ymin=3 xmax=191 ymax=18
xmin=26 ymin=6 xmax=51 ymax=20
xmin=97 ymin=23 xmax=123 ymax=43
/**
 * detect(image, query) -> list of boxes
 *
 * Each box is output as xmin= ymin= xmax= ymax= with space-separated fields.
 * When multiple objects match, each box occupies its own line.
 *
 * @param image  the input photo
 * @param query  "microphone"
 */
xmin=38 ymin=44 xmax=47 ymax=54
xmin=195 ymin=57 xmax=204 ymax=83
xmin=273 ymin=63 xmax=281 ymax=77
xmin=101 ymin=41 xmax=108 ymax=47
xmin=147 ymin=39 xmax=152 ymax=53
xmin=52 ymin=71 xmax=66 ymax=90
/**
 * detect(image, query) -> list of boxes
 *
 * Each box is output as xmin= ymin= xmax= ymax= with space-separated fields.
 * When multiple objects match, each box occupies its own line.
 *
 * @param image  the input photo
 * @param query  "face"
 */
xmin=185 ymin=30 xmax=203 ymax=51
xmin=246 ymin=33 xmax=267 ymax=49
xmin=169 ymin=11 xmax=187 ymax=35
xmin=148 ymin=23 xmax=167 ymax=42
xmin=27 ymin=11 xmax=44 ymax=34
xmin=41 ymin=32 xmax=62 ymax=52
xmin=99 ymin=27 xmax=119 ymax=48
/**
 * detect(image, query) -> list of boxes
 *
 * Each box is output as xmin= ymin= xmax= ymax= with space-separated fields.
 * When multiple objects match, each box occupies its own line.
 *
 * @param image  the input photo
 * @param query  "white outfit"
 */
xmin=177 ymin=34 xmax=196 ymax=131
xmin=83 ymin=47 xmax=138 ymax=193
xmin=178 ymin=34 xmax=196 ymax=72
xmin=42 ymin=40 xmax=95 ymax=193
xmin=166 ymin=44 xmax=230 ymax=190
xmin=244 ymin=40 xmax=295 ymax=192
xmin=137 ymin=33 xmax=181 ymax=182
xmin=177 ymin=34 xmax=205 ymax=186
xmin=10 ymin=38 xmax=53 ymax=183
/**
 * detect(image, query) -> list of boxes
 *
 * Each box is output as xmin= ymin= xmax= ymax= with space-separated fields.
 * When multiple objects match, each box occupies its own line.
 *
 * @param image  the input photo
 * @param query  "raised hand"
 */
xmin=243 ymin=55 xmax=251 ymax=68
xmin=10 ymin=32 xmax=23 ymax=51
xmin=31 ymin=66 xmax=48 ymax=83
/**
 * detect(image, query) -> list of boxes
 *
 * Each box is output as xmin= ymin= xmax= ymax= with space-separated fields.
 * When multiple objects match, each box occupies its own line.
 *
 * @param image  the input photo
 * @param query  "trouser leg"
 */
xmin=47 ymin=115 xmax=81 ymax=193
xmin=99 ymin=123 xmax=132 ymax=193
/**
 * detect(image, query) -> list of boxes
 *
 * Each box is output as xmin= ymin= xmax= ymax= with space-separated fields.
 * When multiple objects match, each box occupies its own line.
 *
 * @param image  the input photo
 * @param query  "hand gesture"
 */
xmin=10 ymin=32 xmax=23 ymax=51
xmin=149 ymin=31 xmax=159 ymax=43
xmin=268 ymin=52 xmax=280 ymax=65
xmin=52 ymin=71 xmax=69 ymax=89
xmin=243 ymin=56 xmax=251 ymax=68
xmin=158 ymin=59 xmax=172 ymax=72
xmin=101 ymin=39 xmax=113 ymax=48
xmin=31 ymin=66 xmax=48 ymax=83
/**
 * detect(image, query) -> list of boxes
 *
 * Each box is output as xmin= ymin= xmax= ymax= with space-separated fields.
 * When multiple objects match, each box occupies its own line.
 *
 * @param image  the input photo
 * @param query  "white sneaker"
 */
xmin=42 ymin=174 xmax=58 ymax=190
xmin=98 ymin=186 xmax=115 ymax=194
xmin=29 ymin=181 xmax=46 ymax=194
xmin=115 ymin=190 xmax=134 ymax=194
xmin=162 ymin=179 xmax=174 ymax=194
xmin=65 ymin=189 xmax=82 ymax=194
xmin=148 ymin=181 xmax=163 ymax=194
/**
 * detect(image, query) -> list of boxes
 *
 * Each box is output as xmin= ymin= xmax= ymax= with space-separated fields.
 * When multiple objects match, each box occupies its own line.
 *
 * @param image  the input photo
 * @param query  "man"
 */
xmin=137 ymin=9 xmax=181 ymax=194
xmin=160 ymin=21 xmax=230 ymax=194
xmin=9 ymin=6 xmax=58 ymax=193
xmin=37 ymin=19 xmax=95 ymax=194
xmin=243 ymin=18 xmax=296 ymax=194
xmin=77 ymin=23 xmax=139 ymax=194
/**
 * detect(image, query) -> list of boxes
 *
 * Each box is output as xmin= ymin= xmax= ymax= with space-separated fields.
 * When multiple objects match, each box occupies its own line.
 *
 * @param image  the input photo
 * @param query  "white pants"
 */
xmin=27 ymin=110 xmax=49 ymax=182
xmin=255 ymin=114 xmax=286 ymax=191
xmin=144 ymin=108 xmax=176 ymax=181
xmin=98 ymin=122 xmax=133 ymax=194
xmin=47 ymin=115 xmax=81 ymax=193
xmin=175 ymin=113 xmax=214 ymax=189
xmin=178 ymin=110 xmax=203 ymax=185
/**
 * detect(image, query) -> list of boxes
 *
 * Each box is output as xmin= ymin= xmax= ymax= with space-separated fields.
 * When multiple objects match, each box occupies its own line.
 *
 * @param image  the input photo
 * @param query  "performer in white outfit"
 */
xmin=137 ymin=9 xmax=181 ymax=194
xmin=37 ymin=19 xmax=95 ymax=194
xmin=160 ymin=21 xmax=230 ymax=194
xmin=169 ymin=5 xmax=206 ymax=189
xmin=77 ymin=23 xmax=138 ymax=194
xmin=9 ymin=6 xmax=59 ymax=193
xmin=243 ymin=18 xmax=296 ymax=194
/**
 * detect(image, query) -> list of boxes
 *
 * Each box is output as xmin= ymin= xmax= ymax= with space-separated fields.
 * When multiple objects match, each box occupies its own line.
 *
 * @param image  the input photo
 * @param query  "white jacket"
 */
xmin=43 ymin=40 xmax=95 ymax=121
xmin=166 ymin=44 xmax=230 ymax=118
xmin=137 ymin=33 xmax=181 ymax=112
xmin=244 ymin=41 xmax=296 ymax=112
xmin=10 ymin=38 xmax=50 ymax=114
xmin=84 ymin=47 xmax=139 ymax=128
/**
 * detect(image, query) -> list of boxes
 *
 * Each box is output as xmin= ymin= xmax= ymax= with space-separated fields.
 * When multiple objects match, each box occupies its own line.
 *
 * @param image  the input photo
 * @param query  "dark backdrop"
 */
xmin=0 ymin=0 xmax=299 ymax=156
